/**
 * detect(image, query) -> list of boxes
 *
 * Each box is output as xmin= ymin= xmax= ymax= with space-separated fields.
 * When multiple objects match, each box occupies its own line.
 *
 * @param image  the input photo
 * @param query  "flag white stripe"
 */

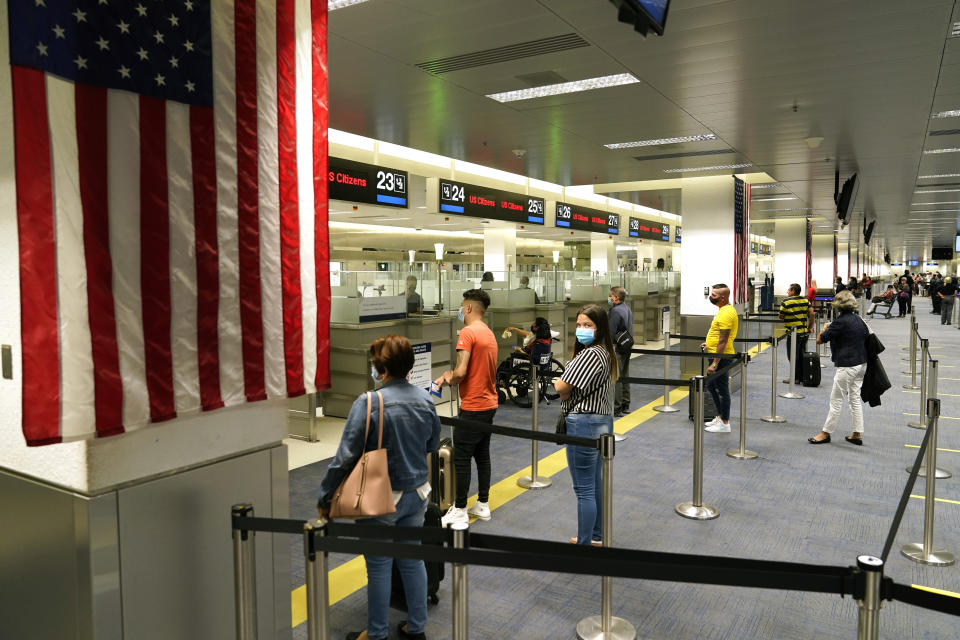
xmin=295 ymin=0 xmax=317 ymax=393
xmin=213 ymin=2 xmax=244 ymax=407
xmin=166 ymin=101 xmax=201 ymax=418
xmin=47 ymin=75 xmax=95 ymax=440
xmin=107 ymin=90 xmax=150 ymax=430
xmin=256 ymin=0 xmax=286 ymax=398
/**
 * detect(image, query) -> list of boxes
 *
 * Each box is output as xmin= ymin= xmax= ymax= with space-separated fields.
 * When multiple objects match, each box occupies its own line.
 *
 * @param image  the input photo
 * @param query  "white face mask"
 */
xmin=370 ymin=365 xmax=380 ymax=382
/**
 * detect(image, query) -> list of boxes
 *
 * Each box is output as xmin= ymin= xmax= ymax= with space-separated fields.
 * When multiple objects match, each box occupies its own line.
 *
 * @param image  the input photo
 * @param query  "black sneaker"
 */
xmin=397 ymin=621 xmax=427 ymax=640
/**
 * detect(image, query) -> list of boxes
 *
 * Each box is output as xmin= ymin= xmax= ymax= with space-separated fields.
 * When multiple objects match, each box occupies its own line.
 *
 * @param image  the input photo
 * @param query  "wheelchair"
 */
xmin=496 ymin=340 xmax=565 ymax=408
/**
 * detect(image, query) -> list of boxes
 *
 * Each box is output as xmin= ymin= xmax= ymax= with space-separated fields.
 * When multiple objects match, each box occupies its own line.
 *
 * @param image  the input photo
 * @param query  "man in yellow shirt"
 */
xmin=700 ymin=284 xmax=738 ymax=432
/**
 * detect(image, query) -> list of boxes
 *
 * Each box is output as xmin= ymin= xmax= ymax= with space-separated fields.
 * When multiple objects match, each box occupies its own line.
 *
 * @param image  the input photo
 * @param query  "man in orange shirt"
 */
xmin=434 ymin=289 xmax=499 ymax=527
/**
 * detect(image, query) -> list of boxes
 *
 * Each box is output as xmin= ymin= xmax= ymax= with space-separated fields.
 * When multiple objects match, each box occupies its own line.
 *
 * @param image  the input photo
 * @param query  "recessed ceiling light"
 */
xmin=917 ymin=173 xmax=960 ymax=179
xmin=915 ymin=189 xmax=960 ymax=193
xmin=753 ymin=207 xmax=812 ymax=212
xmin=932 ymin=109 xmax=960 ymax=119
xmin=912 ymin=201 xmax=960 ymax=205
xmin=663 ymin=163 xmax=753 ymax=173
xmin=604 ymin=134 xmax=717 ymax=149
xmin=923 ymin=148 xmax=960 ymax=154
xmin=752 ymin=197 xmax=797 ymax=202
xmin=328 ymin=0 xmax=370 ymax=10
xmin=486 ymin=73 xmax=640 ymax=103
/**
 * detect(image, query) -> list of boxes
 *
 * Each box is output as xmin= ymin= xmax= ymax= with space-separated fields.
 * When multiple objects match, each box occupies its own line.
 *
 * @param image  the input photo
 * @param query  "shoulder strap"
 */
xmin=361 ymin=392 xmax=372 ymax=454
xmin=375 ymin=391 xmax=385 ymax=449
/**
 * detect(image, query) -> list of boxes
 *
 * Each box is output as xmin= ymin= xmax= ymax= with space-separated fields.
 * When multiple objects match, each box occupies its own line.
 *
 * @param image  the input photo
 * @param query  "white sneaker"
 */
xmin=467 ymin=501 xmax=491 ymax=521
xmin=704 ymin=416 xmax=721 ymax=428
xmin=441 ymin=506 xmax=468 ymax=528
xmin=705 ymin=422 xmax=731 ymax=433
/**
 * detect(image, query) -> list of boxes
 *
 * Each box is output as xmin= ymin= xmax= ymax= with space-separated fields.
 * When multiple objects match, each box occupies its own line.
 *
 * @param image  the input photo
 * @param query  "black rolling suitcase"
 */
xmin=688 ymin=378 xmax=718 ymax=421
xmin=802 ymin=352 xmax=821 ymax=387
xmin=389 ymin=502 xmax=445 ymax=609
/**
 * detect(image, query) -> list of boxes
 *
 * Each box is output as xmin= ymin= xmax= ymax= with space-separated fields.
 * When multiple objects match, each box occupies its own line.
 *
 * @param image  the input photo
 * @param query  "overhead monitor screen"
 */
xmin=627 ymin=217 xmax=669 ymax=241
xmin=556 ymin=202 xmax=620 ymax=235
xmin=955 ymin=235 xmax=960 ymax=253
xmin=438 ymin=180 xmax=545 ymax=225
xmin=611 ymin=0 xmax=671 ymax=36
xmin=674 ymin=226 xmax=682 ymax=243
xmin=329 ymin=158 xmax=408 ymax=208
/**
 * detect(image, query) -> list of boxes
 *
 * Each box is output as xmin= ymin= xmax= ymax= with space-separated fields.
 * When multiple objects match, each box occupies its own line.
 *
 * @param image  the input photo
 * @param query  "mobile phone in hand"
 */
xmin=429 ymin=381 xmax=442 ymax=397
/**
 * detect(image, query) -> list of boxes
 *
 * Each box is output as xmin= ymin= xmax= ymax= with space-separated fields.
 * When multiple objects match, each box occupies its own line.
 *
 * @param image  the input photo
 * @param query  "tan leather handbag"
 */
xmin=329 ymin=391 xmax=396 ymax=518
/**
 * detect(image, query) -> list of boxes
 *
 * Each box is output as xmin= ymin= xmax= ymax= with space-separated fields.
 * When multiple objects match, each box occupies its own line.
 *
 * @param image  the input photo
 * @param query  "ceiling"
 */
xmin=328 ymin=0 xmax=960 ymax=261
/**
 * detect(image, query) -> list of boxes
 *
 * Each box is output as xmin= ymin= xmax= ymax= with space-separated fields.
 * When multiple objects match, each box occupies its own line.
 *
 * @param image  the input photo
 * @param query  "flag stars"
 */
xmin=36 ymin=41 xmax=48 ymax=56
xmin=136 ymin=47 xmax=149 ymax=61
xmin=135 ymin=4 xmax=147 ymax=17
xmin=117 ymin=21 xmax=130 ymax=34
xmin=73 ymin=8 xmax=87 ymax=22
xmin=155 ymin=74 xmax=166 ymax=87
xmin=169 ymin=56 xmax=179 ymax=68
xmin=118 ymin=65 xmax=131 ymax=79
xmin=183 ymin=40 xmax=194 ymax=52
xmin=153 ymin=31 xmax=165 ymax=44
xmin=185 ymin=80 xmax=195 ymax=93
xmin=74 ymin=55 xmax=88 ymax=69
xmin=184 ymin=0 xmax=194 ymax=10
xmin=95 ymin=36 xmax=110 ymax=51
xmin=168 ymin=14 xmax=180 ymax=27
xmin=52 ymin=25 xmax=65 ymax=39
xmin=35 ymin=0 xmax=45 ymax=7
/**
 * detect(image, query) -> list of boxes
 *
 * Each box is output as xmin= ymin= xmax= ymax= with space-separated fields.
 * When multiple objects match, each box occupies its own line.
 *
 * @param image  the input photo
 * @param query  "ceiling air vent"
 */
xmin=633 ymin=148 xmax=736 ymax=162
xmin=415 ymin=33 xmax=590 ymax=75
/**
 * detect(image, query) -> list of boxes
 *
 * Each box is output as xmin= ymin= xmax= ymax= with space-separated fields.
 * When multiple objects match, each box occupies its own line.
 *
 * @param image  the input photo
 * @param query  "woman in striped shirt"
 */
xmin=554 ymin=303 xmax=619 ymax=546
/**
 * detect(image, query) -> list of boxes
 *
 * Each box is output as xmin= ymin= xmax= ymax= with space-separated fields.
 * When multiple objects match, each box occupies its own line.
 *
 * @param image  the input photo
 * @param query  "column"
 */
xmin=483 ymin=228 xmax=516 ymax=281
xmin=591 ymin=233 xmax=616 ymax=274
xmin=772 ymin=219 xmax=807 ymax=296
xmin=679 ymin=176 xmax=736 ymax=315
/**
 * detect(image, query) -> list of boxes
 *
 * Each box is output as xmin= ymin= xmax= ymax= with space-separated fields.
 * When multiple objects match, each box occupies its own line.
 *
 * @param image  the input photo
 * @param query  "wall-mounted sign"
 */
xmin=358 ymin=296 xmax=406 ymax=323
xmin=627 ymin=216 xmax=668 ymax=241
xmin=329 ymin=157 xmax=408 ymax=207
xmin=438 ymin=180 xmax=545 ymax=225
xmin=556 ymin=202 xmax=620 ymax=235
xmin=674 ymin=226 xmax=682 ymax=243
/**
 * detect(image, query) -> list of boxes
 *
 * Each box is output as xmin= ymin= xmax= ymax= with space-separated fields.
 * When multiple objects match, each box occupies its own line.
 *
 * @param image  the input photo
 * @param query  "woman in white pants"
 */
xmin=808 ymin=290 xmax=869 ymax=445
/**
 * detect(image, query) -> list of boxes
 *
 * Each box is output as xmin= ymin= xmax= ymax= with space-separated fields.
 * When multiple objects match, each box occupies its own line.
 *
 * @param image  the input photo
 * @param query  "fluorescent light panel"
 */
xmin=604 ymin=133 xmax=716 ymax=149
xmin=918 ymin=173 xmax=960 ymax=179
xmin=932 ymin=109 xmax=960 ymax=119
xmin=486 ymin=73 xmax=639 ymax=103
xmin=328 ymin=0 xmax=370 ymax=10
xmin=752 ymin=197 xmax=797 ymax=202
xmin=916 ymin=189 xmax=960 ymax=193
xmin=923 ymin=148 xmax=960 ymax=154
xmin=663 ymin=163 xmax=752 ymax=173
xmin=751 ymin=183 xmax=782 ymax=189
xmin=912 ymin=201 xmax=960 ymax=205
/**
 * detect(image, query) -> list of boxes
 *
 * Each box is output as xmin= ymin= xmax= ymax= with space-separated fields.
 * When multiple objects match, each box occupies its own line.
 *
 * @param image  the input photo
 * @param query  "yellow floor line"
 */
xmin=910 ymin=494 xmax=960 ymax=505
xmin=905 ymin=444 xmax=960 ymax=454
xmin=904 ymin=412 xmax=960 ymax=421
xmin=912 ymin=584 xmax=960 ymax=599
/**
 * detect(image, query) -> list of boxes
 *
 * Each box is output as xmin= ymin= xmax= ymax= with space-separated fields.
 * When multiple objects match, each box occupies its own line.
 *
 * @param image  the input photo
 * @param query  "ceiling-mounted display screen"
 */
xmin=627 ymin=217 xmax=669 ymax=241
xmin=556 ymin=202 xmax=620 ymax=235
xmin=329 ymin=158 xmax=408 ymax=207
xmin=609 ymin=0 xmax=671 ymax=36
xmin=438 ymin=180 xmax=545 ymax=225
xmin=674 ymin=226 xmax=682 ymax=243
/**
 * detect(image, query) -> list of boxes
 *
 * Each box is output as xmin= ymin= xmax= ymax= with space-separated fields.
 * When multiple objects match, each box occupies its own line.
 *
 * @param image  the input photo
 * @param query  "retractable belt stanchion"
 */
xmin=903 ymin=316 xmax=919 ymax=386
xmin=817 ymin=306 xmax=828 ymax=368
xmin=856 ymin=555 xmax=885 ymax=640
xmin=654 ymin=329 xmax=678 ymax=413
xmin=577 ymin=433 xmax=637 ymax=640
xmin=232 ymin=504 xmax=259 ymax=640
xmin=902 ymin=398 xmax=957 ymax=567
xmin=778 ymin=327 xmax=804 ymax=399
xmin=907 ymin=359 xmax=952 ymax=479
xmin=907 ymin=339 xmax=929 ymax=430
xmin=902 ymin=306 xmax=916 ymax=351
xmin=518 ymin=368 xmax=552 ymax=489
xmin=761 ymin=334 xmax=786 ymax=423
xmin=304 ymin=519 xmax=330 ymax=640
xmin=676 ymin=376 xmax=720 ymax=520
xmin=727 ymin=356 xmax=757 ymax=460
xmin=451 ymin=522 xmax=469 ymax=640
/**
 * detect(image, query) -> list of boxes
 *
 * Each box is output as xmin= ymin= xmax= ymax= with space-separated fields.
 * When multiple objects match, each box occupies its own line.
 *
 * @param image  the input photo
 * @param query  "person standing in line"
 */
xmin=861 ymin=274 xmax=873 ymax=300
xmin=608 ymin=286 xmax=633 ymax=417
xmin=778 ymin=283 xmax=814 ymax=385
xmin=897 ymin=275 xmax=912 ymax=317
xmin=929 ymin=273 xmax=943 ymax=314
xmin=938 ymin=277 xmax=957 ymax=325
xmin=434 ymin=289 xmax=498 ymax=527
xmin=835 ymin=277 xmax=846 ymax=294
xmin=808 ymin=291 xmax=869 ymax=446
xmin=554 ymin=303 xmax=618 ymax=546
xmin=701 ymin=284 xmax=739 ymax=433
xmin=807 ymin=279 xmax=818 ymax=304
xmin=317 ymin=335 xmax=441 ymax=640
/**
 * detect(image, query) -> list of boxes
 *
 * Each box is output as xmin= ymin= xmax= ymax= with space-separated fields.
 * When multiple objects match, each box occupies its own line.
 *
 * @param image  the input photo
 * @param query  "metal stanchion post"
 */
xmin=908 ymin=360 xmax=951 ymax=478
xmin=761 ymin=335 xmax=785 ymax=423
xmin=903 ymin=317 xmax=919 ymax=384
xmin=451 ymin=522 xmax=469 ymax=640
xmin=908 ymin=340 xmax=929 ymax=429
xmin=304 ymin=519 xmax=330 ymax=640
xmin=818 ymin=308 xmax=828 ymax=368
xmin=518 ymin=366 xmax=552 ymax=489
xmin=902 ymin=399 xmax=956 ymax=566
xmin=232 ymin=504 xmax=258 ymax=640
xmin=654 ymin=330 xmax=678 ymax=413
xmin=676 ymin=377 xmax=719 ymax=520
xmin=576 ymin=434 xmax=637 ymax=640
xmin=855 ymin=555 xmax=884 ymax=640
xmin=728 ymin=357 xmax=757 ymax=460
xmin=779 ymin=328 xmax=804 ymax=399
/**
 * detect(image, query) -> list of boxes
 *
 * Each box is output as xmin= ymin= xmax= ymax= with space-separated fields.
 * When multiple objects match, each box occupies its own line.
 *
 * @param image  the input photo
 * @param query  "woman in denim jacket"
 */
xmin=317 ymin=335 xmax=441 ymax=640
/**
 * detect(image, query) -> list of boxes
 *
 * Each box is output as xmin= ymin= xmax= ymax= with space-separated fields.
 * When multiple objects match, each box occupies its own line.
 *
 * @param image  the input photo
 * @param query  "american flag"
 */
xmin=732 ymin=177 xmax=750 ymax=304
xmin=4 ymin=0 xmax=330 ymax=445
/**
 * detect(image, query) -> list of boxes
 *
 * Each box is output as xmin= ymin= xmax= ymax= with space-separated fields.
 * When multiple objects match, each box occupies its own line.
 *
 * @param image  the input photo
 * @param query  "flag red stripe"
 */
xmin=235 ymin=0 xmax=267 ymax=402
xmin=12 ymin=67 xmax=61 ymax=446
xmin=277 ymin=0 xmax=305 ymax=396
xmin=139 ymin=96 xmax=176 ymax=422
xmin=75 ymin=85 xmax=124 ymax=436
xmin=189 ymin=106 xmax=224 ymax=411
xmin=312 ymin=0 xmax=331 ymax=391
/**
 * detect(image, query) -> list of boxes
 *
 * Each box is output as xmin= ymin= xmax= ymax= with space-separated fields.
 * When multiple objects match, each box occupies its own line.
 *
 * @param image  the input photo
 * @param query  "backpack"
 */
xmin=613 ymin=329 xmax=634 ymax=354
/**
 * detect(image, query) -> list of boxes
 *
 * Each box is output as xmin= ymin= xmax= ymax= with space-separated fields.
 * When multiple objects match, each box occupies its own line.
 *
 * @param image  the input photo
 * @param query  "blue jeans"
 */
xmin=358 ymin=491 xmax=428 ymax=639
xmin=565 ymin=413 xmax=613 ymax=544
xmin=705 ymin=359 xmax=731 ymax=421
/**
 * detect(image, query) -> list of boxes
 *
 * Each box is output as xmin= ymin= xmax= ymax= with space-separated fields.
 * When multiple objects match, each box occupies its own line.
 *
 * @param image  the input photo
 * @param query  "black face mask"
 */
xmin=709 ymin=296 xmax=720 ymax=306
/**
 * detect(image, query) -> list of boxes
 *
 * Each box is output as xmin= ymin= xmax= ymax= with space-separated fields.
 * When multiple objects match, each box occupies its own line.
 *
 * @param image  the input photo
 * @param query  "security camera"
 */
xmin=512 ymin=148 xmax=527 ymax=158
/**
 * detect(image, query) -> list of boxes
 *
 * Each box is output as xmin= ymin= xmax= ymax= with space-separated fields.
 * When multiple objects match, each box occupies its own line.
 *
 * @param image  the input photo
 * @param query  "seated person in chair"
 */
xmin=504 ymin=317 xmax=556 ymax=357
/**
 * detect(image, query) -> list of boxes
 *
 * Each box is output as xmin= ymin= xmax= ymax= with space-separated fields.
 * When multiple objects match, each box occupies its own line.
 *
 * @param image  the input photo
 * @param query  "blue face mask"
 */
xmin=575 ymin=328 xmax=595 ymax=345
xmin=457 ymin=307 xmax=465 ymax=323
xmin=370 ymin=365 xmax=380 ymax=382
